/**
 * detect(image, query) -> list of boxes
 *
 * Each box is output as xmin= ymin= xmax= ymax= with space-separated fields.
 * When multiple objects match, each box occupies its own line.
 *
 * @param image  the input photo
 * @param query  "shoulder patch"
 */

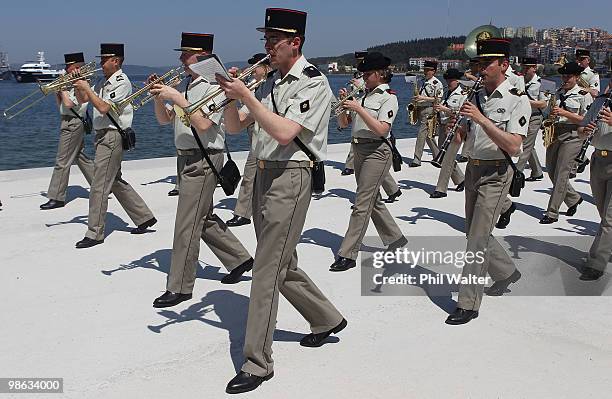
xmin=299 ymin=100 xmax=310 ymax=113
xmin=579 ymin=90 xmax=588 ymax=95
xmin=386 ymin=89 xmax=397 ymax=95
xmin=388 ymin=110 xmax=394 ymax=118
xmin=519 ymin=116 xmax=527 ymax=126
xmin=110 ymin=92 xmax=116 ymax=99
xmin=303 ymin=66 xmax=321 ymax=78
xmin=432 ymin=80 xmax=439 ymax=84
xmin=116 ymin=75 xmax=124 ymax=82
xmin=509 ymin=88 xmax=522 ymax=96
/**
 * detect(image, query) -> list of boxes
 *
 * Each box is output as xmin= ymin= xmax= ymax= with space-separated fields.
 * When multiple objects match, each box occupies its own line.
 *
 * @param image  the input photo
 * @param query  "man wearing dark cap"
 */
xmin=430 ymin=68 xmax=466 ymax=198
xmin=145 ymin=33 xmax=254 ymax=308
xmin=445 ymin=38 xmax=531 ymax=325
xmin=218 ymin=8 xmax=346 ymax=394
xmin=539 ymin=61 xmax=593 ymax=224
xmin=73 ymin=43 xmax=156 ymax=248
xmin=576 ymin=49 xmax=600 ymax=98
xmin=40 ymin=52 xmax=94 ymax=210
xmin=226 ymin=53 xmax=273 ymax=227
xmin=410 ymin=59 xmax=443 ymax=167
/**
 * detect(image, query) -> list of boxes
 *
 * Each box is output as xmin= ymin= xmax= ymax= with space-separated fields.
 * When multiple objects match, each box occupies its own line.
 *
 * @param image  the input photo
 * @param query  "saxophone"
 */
xmin=407 ymin=78 xmax=419 ymax=125
xmin=426 ymin=88 xmax=440 ymax=139
xmin=542 ymin=92 xmax=557 ymax=147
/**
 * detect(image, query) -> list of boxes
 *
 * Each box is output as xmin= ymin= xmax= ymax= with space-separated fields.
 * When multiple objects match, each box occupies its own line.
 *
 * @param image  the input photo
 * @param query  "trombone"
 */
xmin=131 ymin=69 xmax=186 ymax=111
xmin=3 ymin=61 xmax=100 ymax=119
xmin=200 ymin=77 xmax=267 ymax=118
xmin=174 ymin=54 xmax=271 ymax=127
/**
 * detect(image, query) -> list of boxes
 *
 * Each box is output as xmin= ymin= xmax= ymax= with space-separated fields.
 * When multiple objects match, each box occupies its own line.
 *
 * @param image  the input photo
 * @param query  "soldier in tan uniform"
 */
xmin=410 ymin=60 xmax=443 ymax=167
xmin=539 ymin=62 xmax=593 ymax=224
xmin=40 ymin=52 xmax=94 ymax=210
xmin=457 ymin=58 xmax=481 ymax=162
xmin=577 ymin=84 xmax=611 ymax=281
xmin=329 ymin=52 xmax=407 ymax=272
xmin=446 ymin=38 xmax=530 ymax=325
xmin=430 ymin=68 xmax=466 ymax=198
xmin=73 ymin=43 xmax=156 ymax=248
xmin=146 ymin=33 xmax=254 ymax=308
xmin=218 ymin=8 xmax=346 ymax=394
xmin=226 ymin=53 xmax=272 ymax=227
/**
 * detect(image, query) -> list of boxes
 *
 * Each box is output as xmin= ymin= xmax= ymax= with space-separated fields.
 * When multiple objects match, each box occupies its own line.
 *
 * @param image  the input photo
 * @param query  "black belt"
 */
xmin=177 ymin=148 xmax=223 ymax=156
xmin=469 ymin=158 xmax=508 ymax=166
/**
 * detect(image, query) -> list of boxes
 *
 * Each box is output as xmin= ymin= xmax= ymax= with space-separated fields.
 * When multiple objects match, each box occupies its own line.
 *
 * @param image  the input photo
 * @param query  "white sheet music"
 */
xmin=189 ymin=54 xmax=232 ymax=83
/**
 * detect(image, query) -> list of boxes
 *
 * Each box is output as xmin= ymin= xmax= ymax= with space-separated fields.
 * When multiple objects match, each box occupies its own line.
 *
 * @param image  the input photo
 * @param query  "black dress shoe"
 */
xmin=131 ymin=217 xmax=157 ymax=234
xmin=226 ymin=215 xmax=251 ymax=227
xmin=221 ymin=258 xmax=253 ymax=284
xmin=576 ymin=158 xmax=590 ymax=174
xmin=40 ymin=199 xmax=65 ymax=210
xmin=329 ymin=257 xmax=356 ymax=272
xmin=300 ymin=318 xmax=347 ymax=347
xmin=566 ymin=197 xmax=583 ymax=217
xmin=579 ymin=267 xmax=604 ymax=281
xmin=445 ymin=308 xmax=479 ymax=325
xmin=384 ymin=189 xmax=402 ymax=203
xmin=226 ymin=371 xmax=274 ymax=394
xmin=430 ymin=190 xmax=447 ymax=199
xmin=484 ymin=269 xmax=521 ymax=296
xmin=75 ymin=237 xmax=104 ymax=248
xmin=525 ymin=174 xmax=543 ymax=182
xmin=539 ymin=215 xmax=558 ymax=224
xmin=387 ymin=236 xmax=408 ymax=251
xmin=341 ymin=168 xmax=354 ymax=176
xmin=153 ymin=291 xmax=192 ymax=308
xmin=455 ymin=181 xmax=465 ymax=192
xmin=409 ymin=162 xmax=421 ymax=167
xmin=167 ymin=189 xmax=179 ymax=196
xmin=457 ymin=155 xmax=468 ymax=163
xmin=495 ymin=202 xmax=516 ymax=229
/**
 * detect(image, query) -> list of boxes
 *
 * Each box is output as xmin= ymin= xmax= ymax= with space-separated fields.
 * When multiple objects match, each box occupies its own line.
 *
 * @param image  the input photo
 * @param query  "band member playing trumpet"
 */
xmin=445 ymin=38 xmax=530 ymax=325
xmin=217 ymin=8 xmax=346 ymax=393
xmin=577 ymin=82 xmax=611 ymax=281
xmin=73 ymin=43 xmax=156 ymax=248
xmin=40 ymin=52 xmax=94 ymax=210
xmin=146 ymin=32 xmax=254 ymax=308
xmin=410 ymin=60 xmax=443 ymax=167
xmin=539 ymin=62 xmax=593 ymax=224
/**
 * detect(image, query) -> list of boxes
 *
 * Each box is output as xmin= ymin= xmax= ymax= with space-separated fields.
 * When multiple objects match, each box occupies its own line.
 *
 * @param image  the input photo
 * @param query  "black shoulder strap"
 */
xmin=69 ymin=107 xmax=90 ymax=124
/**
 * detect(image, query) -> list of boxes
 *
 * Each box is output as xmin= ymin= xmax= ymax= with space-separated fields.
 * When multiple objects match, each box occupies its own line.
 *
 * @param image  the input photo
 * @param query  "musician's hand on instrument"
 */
xmin=216 ymin=73 xmax=250 ymax=100
xmin=413 ymin=94 xmax=424 ymax=102
xmin=599 ymin=108 xmax=612 ymax=126
xmin=551 ymin=106 xmax=566 ymax=117
xmin=581 ymin=121 xmax=597 ymax=137
xmin=342 ymin=99 xmax=361 ymax=113
xmin=146 ymin=74 xmax=158 ymax=85
xmin=149 ymin=84 xmax=180 ymax=102
xmin=72 ymin=79 xmax=90 ymax=91
xmin=338 ymin=88 xmax=348 ymax=98
xmin=460 ymin=102 xmax=485 ymax=125
xmin=227 ymin=67 xmax=240 ymax=79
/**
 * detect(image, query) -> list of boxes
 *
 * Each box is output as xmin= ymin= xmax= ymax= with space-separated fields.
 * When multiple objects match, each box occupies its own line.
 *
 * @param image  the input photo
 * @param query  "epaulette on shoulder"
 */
xmin=579 ymin=90 xmax=589 ymax=96
xmin=432 ymin=79 xmax=440 ymax=84
xmin=509 ymin=87 xmax=523 ymax=96
xmin=267 ymin=69 xmax=276 ymax=79
xmin=303 ymin=65 xmax=321 ymax=78
xmin=115 ymin=74 xmax=124 ymax=82
xmin=386 ymin=89 xmax=397 ymax=95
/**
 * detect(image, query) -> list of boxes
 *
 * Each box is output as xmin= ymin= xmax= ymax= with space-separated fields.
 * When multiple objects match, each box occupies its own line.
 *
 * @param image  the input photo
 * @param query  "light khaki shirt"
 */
xmin=581 ymin=94 xmax=612 ymax=150
xmin=555 ymin=84 xmax=593 ymax=124
xmin=581 ymin=66 xmax=600 ymax=91
xmin=523 ymin=73 xmax=548 ymax=114
xmin=418 ymin=76 xmax=443 ymax=106
xmin=468 ymin=78 xmax=531 ymax=160
xmin=59 ymin=88 xmax=87 ymax=117
xmin=439 ymin=85 xmax=467 ymax=124
xmin=350 ymin=83 xmax=398 ymax=139
xmin=93 ymin=69 xmax=133 ymax=131
xmin=173 ymin=76 xmax=225 ymax=150
xmin=247 ymin=55 xmax=332 ymax=162
xmin=505 ymin=66 xmax=526 ymax=93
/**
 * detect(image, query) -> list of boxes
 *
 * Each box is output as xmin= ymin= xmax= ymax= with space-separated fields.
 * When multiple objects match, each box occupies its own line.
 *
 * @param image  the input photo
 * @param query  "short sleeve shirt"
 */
xmin=92 ymin=69 xmax=133 ymax=130
xmin=351 ymin=83 xmax=398 ymax=139
xmin=59 ymin=88 xmax=88 ymax=117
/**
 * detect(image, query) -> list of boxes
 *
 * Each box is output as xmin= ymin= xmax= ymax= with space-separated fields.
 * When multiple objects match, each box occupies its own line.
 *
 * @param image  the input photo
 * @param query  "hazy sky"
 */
xmin=1 ymin=0 xmax=610 ymax=66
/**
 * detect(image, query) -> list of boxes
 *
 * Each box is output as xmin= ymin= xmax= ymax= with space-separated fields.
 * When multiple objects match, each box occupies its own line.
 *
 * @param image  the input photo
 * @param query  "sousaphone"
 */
xmin=464 ymin=25 xmax=502 ymax=59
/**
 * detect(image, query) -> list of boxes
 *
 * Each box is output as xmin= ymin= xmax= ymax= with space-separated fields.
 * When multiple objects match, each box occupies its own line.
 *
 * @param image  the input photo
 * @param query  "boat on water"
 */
xmin=0 ymin=51 xmax=11 ymax=80
xmin=11 ymin=51 xmax=63 ymax=83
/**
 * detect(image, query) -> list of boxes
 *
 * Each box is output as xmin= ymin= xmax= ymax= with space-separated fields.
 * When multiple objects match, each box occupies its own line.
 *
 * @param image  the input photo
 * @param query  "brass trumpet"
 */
xmin=131 ymin=69 xmax=187 ymax=111
xmin=3 ymin=61 xmax=100 ymax=119
xmin=201 ymin=77 xmax=267 ymax=118
xmin=331 ymin=83 xmax=366 ymax=117
xmin=175 ymin=54 xmax=271 ymax=127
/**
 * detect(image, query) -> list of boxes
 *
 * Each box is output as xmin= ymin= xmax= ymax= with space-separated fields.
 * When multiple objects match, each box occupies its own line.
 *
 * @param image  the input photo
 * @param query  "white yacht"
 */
xmin=11 ymin=51 xmax=63 ymax=83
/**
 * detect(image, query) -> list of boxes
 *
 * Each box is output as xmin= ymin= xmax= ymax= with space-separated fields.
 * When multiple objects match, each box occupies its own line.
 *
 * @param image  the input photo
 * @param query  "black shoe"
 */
xmin=566 ymin=197 xmax=583 ymax=217
xmin=153 ymin=291 xmax=192 ymax=308
xmin=167 ymin=189 xmax=179 ymax=196
xmin=409 ymin=162 xmax=421 ymax=168
xmin=131 ymin=217 xmax=157 ymax=234
xmin=40 ymin=199 xmax=65 ymax=210
xmin=430 ymin=191 xmax=447 ymax=199
xmin=495 ymin=202 xmax=516 ymax=229
xmin=455 ymin=181 xmax=465 ymax=192
xmin=387 ymin=236 xmax=408 ymax=251
xmin=579 ymin=267 xmax=604 ymax=281
xmin=525 ymin=175 xmax=543 ymax=182
xmin=350 ymin=204 xmax=355 ymax=210
xmin=226 ymin=371 xmax=274 ymax=394
xmin=457 ymin=155 xmax=469 ymax=163
xmin=576 ymin=159 xmax=590 ymax=174
xmin=300 ymin=318 xmax=347 ymax=347
xmin=384 ymin=189 xmax=402 ymax=203
xmin=445 ymin=308 xmax=479 ymax=325
xmin=484 ymin=269 xmax=522 ymax=296
xmin=539 ymin=215 xmax=558 ymax=224
xmin=221 ymin=258 xmax=253 ymax=284
xmin=329 ymin=257 xmax=356 ymax=272
xmin=341 ymin=168 xmax=354 ymax=176
xmin=75 ymin=237 xmax=104 ymax=248
xmin=226 ymin=215 xmax=251 ymax=227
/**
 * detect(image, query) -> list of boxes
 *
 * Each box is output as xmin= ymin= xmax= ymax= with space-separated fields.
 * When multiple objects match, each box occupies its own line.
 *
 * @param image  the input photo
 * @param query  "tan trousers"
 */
xmin=47 ymin=116 xmax=94 ymax=201
xmin=346 ymin=145 xmax=398 ymax=195
xmin=587 ymin=152 xmax=612 ymax=272
xmin=172 ymin=153 xmax=187 ymax=191
xmin=434 ymin=123 xmax=465 ymax=193
xmin=457 ymin=161 xmax=517 ymax=311
xmin=242 ymin=163 xmax=343 ymax=377
xmin=85 ymin=129 xmax=154 ymax=240
xmin=338 ymin=142 xmax=405 ymax=260
xmin=232 ymin=149 xmax=257 ymax=219
xmin=166 ymin=152 xmax=252 ymax=294
xmin=516 ymin=115 xmax=544 ymax=178
xmin=412 ymin=107 xmax=439 ymax=165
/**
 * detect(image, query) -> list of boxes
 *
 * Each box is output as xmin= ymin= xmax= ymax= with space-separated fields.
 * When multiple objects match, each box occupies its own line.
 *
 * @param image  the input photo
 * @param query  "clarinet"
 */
xmin=574 ymin=92 xmax=612 ymax=163
xmin=431 ymin=77 xmax=483 ymax=168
